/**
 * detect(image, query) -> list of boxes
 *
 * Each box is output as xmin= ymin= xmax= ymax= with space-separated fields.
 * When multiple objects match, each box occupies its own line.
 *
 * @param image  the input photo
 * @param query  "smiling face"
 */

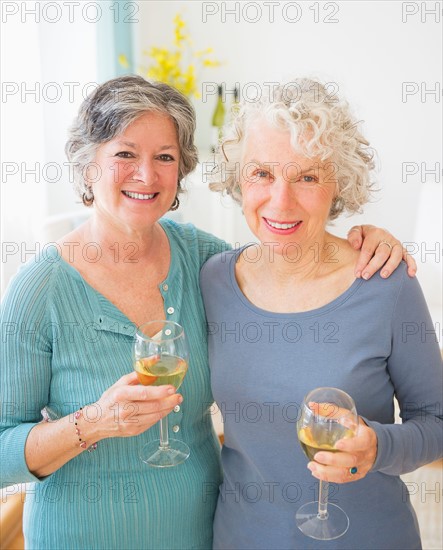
xmin=89 ymin=111 xmax=180 ymax=231
xmin=240 ymin=117 xmax=338 ymax=255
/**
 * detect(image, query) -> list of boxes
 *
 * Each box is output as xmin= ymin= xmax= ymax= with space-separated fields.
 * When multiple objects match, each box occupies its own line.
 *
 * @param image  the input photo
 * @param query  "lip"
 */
xmin=263 ymin=217 xmax=302 ymax=235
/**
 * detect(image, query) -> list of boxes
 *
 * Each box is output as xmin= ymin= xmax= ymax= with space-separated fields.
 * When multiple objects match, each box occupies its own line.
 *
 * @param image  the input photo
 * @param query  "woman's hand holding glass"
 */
xmin=133 ymin=320 xmax=190 ymax=467
xmin=296 ymin=387 xmax=359 ymax=540
xmin=90 ymin=371 xmax=182 ymax=440
xmin=307 ymin=410 xmax=378 ymax=484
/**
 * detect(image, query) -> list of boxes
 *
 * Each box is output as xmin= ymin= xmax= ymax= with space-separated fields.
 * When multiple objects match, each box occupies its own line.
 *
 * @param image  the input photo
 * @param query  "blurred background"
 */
xmin=1 ymin=1 xmax=441 ymax=548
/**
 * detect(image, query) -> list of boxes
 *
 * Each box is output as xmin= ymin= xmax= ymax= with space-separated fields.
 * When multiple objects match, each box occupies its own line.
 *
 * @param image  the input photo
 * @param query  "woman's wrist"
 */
xmin=73 ymin=407 xmax=98 ymax=451
xmin=72 ymin=402 xmax=112 ymax=449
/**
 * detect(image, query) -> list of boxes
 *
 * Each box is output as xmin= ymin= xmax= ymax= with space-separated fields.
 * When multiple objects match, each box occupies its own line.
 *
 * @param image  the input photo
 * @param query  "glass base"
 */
xmin=140 ymin=439 xmax=190 ymax=468
xmin=296 ymin=502 xmax=350 ymax=540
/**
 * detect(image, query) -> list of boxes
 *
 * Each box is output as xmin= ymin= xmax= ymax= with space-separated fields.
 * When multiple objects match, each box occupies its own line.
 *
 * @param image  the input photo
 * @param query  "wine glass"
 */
xmin=296 ymin=387 xmax=358 ymax=540
xmin=133 ymin=320 xmax=189 ymax=467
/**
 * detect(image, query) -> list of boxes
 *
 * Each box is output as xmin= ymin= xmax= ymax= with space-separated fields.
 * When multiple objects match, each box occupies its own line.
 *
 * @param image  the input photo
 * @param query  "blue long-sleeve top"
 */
xmin=200 ymin=247 xmax=442 ymax=550
xmin=1 ymin=219 xmax=229 ymax=550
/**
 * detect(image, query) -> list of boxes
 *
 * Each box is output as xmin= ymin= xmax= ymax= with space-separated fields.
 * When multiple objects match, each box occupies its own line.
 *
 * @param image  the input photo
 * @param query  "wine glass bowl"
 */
xmin=296 ymin=387 xmax=358 ymax=540
xmin=133 ymin=320 xmax=190 ymax=467
xmin=134 ymin=354 xmax=188 ymax=388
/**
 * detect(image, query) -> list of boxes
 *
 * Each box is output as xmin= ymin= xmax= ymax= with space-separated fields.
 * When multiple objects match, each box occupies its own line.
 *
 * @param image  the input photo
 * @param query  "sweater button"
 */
xmin=167 ymin=307 xmax=175 ymax=315
xmin=172 ymin=425 xmax=180 ymax=433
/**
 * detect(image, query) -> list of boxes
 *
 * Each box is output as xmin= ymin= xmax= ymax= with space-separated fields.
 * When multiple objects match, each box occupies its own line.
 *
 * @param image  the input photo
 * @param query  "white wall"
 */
xmin=1 ymin=1 xmax=97 ymax=292
xmin=1 ymin=1 xmax=441 ymax=328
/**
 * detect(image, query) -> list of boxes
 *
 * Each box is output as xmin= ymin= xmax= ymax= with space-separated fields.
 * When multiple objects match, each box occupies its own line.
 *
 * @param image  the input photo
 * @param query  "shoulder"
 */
xmin=200 ymin=247 xmax=240 ymax=289
xmin=361 ymin=261 xmax=430 ymax=317
xmin=3 ymin=246 xmax=62 ymax=292
xmin=384 ymin=262 xmax=432 ymax=316
xmin=365 ymin=261 xmax=413 ymax=294
xmin=160 ymin=217 xmax=226 ymax=249
xmin=160 ymin=218 xmax=231 ymax=267
xmin=1 ymin=247 xmax=65 ymax=318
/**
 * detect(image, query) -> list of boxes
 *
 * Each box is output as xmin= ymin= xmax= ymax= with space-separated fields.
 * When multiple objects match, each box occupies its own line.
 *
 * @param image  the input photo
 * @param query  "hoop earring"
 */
xmin=169 ymin=196 xmax=180 ymax=211
xmin=169 ymin=181 xmax=182 ymax=211
xmin=82 ymin=187 xmax=94 ymax=207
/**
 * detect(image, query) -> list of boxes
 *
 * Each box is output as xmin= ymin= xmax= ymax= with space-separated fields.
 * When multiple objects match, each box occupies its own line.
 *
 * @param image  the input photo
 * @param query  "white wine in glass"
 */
xmin=133 ymin=321 xmax=189 ymax=468
xmin=135 ymin=355 xmax=188 ymax=388
xmin=296 ymin=387 xmax=358 ymax=540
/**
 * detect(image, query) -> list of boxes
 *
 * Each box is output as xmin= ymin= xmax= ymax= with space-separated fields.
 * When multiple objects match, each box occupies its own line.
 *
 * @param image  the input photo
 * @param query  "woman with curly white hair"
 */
xmin=201 ymin=78 xmax=442 ymax=549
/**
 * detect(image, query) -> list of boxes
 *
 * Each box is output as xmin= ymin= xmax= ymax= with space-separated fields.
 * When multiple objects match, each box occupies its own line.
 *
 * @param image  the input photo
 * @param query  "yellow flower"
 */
xmin=131 ymin=13 xmax=221 ymax=98
xmin=118 ymin=54 xmax=129 ymax=69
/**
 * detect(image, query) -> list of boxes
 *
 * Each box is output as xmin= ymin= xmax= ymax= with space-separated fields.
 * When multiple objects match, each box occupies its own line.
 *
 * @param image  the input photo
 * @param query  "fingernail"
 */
xmin=307 ymin=463 xmax=316 ymax=473
xmin=381 ymin=269 xmax=389 ymax=278
xmin=178 ymin=394 xmax=184 ymax=403
xmin=362 ymin=272 xmax=370 ymax=280
xmin=167 ymin=387 xmax=176 ymax=395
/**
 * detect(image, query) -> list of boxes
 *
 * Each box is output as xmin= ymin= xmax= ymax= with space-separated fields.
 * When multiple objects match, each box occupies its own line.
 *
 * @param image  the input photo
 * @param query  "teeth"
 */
xmin=266 ymin=219 xmax=300 ymax=230
xmin=123 ymin=191 xmax=155 ymax=200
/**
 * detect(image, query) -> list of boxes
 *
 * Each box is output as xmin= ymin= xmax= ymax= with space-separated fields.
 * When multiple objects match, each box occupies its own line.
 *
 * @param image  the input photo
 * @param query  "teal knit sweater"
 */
xmin=1 ymin=219 xmax=228 ymax=550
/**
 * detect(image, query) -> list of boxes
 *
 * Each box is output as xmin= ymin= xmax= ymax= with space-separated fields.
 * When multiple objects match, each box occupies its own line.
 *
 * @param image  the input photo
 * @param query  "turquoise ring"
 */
xmin=349 ymin=466 xmax=358 ymax=475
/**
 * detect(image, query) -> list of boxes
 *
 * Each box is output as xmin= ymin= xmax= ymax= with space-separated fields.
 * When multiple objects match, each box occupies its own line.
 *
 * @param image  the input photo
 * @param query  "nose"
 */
xmin=270 ymin=176 xmax=297 ymax=211
xmin=131 ymin=158 xmax=158 ymax=186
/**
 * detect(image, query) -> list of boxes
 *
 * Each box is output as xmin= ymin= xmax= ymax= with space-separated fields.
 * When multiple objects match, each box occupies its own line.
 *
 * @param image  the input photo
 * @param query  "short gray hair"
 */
xmin=209 ymin=78 xmax=375 ymax=220
xmin=66 ymin=75 xmax=198 ymax=205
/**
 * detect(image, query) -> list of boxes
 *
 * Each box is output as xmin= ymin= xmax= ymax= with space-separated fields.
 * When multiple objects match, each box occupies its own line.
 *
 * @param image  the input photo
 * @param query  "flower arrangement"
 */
xmin=120 ymin=14 xmax=220 ymax=98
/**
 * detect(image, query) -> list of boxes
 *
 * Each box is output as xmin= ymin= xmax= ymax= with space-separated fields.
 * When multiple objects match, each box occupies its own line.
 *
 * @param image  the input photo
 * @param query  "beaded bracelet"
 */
xmin=74 ymin=407 xmax=98 ymax=452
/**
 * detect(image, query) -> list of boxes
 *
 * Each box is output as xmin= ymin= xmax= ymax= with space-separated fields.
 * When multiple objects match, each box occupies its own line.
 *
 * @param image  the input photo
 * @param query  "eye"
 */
xmin=115 ymin=151 xmax=134 ymax=159
xmin=257 ymin=170 xmax=269 ymax=178
xmin=250 ymin=168 xmax=276 ymax=184
xmin=250 ymin=169 xmax=273 ymax=182
xmin=301 ymin=175 xmax=317 ymax=184
xmin=157 ymin=154 xmax=175 ymax=162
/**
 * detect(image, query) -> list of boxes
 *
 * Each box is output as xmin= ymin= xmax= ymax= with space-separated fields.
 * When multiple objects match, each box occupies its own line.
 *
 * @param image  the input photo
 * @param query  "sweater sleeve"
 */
xmin=366 ymin=270 xmax=443 ymax=475
xmin=1 ymin=258 xmax=55 ymax=485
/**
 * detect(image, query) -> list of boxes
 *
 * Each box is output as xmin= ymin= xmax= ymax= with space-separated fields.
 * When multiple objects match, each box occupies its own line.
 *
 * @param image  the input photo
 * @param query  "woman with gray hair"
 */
xmin=0 ymin=75 xmax=416 ymax=549
xmin=200 ymin=78 xmax=442 ymax=549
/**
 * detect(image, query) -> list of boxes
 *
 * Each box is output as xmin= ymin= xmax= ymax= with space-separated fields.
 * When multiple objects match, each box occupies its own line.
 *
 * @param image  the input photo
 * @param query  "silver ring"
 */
xmin=378 ymin=240 xmax=393 ymax=251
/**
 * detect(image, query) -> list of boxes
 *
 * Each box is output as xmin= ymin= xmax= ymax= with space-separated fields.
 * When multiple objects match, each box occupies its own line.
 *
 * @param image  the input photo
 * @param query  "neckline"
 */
xmin=50 ymin=218 xmax=177 ymax=327
xmin=228 ymin=245 xmax=364 ymax=319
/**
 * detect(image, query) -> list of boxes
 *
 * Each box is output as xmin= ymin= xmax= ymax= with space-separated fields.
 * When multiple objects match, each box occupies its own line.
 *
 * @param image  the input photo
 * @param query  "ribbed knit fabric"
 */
xmin=1 ymin=219 xmax=229 ymax=550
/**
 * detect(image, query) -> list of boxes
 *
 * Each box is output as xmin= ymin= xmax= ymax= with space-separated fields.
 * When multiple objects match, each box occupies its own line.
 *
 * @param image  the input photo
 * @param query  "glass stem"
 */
xmin=317 ymin=481 xmax=329 ymax=520
xmin=159 ymin=416 xmax=170 ymax=450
